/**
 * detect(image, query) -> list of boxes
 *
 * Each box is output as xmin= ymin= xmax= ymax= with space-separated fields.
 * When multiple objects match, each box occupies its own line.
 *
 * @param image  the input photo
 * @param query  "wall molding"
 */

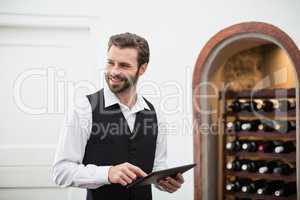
xmin=0 ymin=145 xmax=56 ymax=166
xmin=0 ymin=12 xmax=100 ymax=30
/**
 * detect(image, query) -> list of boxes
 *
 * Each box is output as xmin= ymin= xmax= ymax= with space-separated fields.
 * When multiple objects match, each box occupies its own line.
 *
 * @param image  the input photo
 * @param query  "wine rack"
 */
xmin=222 ymin=88 xmax=297 ymax=200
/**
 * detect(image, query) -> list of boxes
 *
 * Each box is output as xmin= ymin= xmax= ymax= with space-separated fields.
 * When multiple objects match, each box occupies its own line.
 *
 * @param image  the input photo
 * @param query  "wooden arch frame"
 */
xmin=192 ymin=22 xmax=300 ymax=200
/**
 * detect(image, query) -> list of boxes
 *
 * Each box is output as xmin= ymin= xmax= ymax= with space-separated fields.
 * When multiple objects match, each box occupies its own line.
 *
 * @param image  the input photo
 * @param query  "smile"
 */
xmin=109 ymin=76 xmax=123 ymax=84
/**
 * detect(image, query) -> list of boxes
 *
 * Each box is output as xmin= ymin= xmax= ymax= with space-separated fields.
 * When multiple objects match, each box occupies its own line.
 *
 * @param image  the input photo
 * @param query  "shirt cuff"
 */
xmin=96 ymin=165 xmax=112 ymax=185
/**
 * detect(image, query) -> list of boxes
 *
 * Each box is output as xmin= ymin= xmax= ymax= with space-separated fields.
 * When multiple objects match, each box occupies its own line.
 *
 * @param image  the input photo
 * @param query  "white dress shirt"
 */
xmin=52 ymin=82 xmax=168 ymax=190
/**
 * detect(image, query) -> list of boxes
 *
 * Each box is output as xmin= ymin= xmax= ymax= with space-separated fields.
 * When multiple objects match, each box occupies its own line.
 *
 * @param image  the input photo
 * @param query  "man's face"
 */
xmin=105 ymin=45 xmax=143 ymax=94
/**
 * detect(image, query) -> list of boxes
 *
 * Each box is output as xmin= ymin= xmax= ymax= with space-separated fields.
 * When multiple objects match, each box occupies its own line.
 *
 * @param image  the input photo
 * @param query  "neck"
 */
xmin=116 ymin=86 xmax=137 ymax=109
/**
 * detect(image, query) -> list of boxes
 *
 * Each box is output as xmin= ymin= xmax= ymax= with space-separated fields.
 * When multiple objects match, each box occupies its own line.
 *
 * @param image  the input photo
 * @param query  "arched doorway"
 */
xmin=192 ymin=22 xmax=300 ymax=200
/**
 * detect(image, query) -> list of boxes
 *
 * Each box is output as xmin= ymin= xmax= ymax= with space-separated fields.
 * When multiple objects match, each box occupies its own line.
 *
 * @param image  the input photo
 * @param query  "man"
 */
xmin=52 ymin=33 xmax=184 ymax=200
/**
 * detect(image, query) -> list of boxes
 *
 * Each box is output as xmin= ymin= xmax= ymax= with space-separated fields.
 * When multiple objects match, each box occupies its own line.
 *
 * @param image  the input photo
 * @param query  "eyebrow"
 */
xmin=107 ymin=59 xmax=132 ymax=67
xmin=119 ymin=62 xmax=131 ymax=66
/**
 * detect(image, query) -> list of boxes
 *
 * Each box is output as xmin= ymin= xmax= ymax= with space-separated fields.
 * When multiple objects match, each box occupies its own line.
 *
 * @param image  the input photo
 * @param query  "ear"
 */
xmin=138 ymin=63 xmax=148 ymax=76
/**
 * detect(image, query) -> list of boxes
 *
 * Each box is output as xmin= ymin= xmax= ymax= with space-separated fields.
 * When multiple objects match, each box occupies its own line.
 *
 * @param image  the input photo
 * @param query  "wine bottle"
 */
xmin=252 ymin=99 xmax=264 ymax=111
xmin=241 ymin=180 xmax=266 ymax=193
xmin=274 ymin=141 xmax=295 ymax=154
xmin=278 ymin=99 xmax=296 ymax=112
xmin=227 ymin=179 xmax=251 ymax=192
xmin=227 ymin=119 xmax=243 ymax=132
xmin=273 ymin=120 xmax=296 ymax=133
xmin=225 ymin=179 xmax=243 ymax=192
xmin=258 ymin=120 xmax=275 ymax=132
xmin=247 ymin=99 xmax=267 ymax=112
xmin=274 ymin=181 xmax=296 ymax=197
xmin=228 ymin=99 xmax=242 ymax=112
xmin=258 ymin=160 xmax=279 ymax=174
xmin=261 ymin=99 xmax=279 ymax=112
xmin=225 ymin=140 xmax=242 ymax=151
xmin=257 ymin=181 xmax=278 ymax=195
xmin=230 ymin=99 xmax=261 ymax=112
xmin=226 ymin=159 xmax=242 ymax=171
xmin=240 ymin=100 xmax=252 ymax=112
xmin=258 ymin=141 xmax=274 ymax=153
xmin=273 ymin=163 xmax=295 ymax=175
xmin=226 ymin=121 xmax=234 ymax=132
xmin=241 ymin=120 xmax=260 ymax=131
xmin=241 ymin=141 xmax=257 ymax=152
xmin=241 ymin=160 xmax=264 ymax=172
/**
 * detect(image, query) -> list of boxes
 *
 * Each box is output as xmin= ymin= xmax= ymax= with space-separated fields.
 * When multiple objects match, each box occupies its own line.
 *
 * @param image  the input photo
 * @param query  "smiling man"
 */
xmin=52 ymin=33 xmax=184 ymax=200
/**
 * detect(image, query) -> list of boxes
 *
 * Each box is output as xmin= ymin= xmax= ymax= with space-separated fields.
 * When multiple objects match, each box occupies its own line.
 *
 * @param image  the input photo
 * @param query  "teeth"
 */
xmin=111 ymin=77 xmax=121 ymax=81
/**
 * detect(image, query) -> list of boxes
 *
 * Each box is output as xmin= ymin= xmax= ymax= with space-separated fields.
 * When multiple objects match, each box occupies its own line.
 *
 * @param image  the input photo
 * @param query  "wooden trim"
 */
xmin=192 ymin=22 xmax=300 ymax=200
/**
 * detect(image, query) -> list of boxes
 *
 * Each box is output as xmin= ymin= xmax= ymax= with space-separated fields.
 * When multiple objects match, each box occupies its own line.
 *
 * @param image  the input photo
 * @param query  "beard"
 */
xmin=105 ymin=70 xmax=139 ymax=94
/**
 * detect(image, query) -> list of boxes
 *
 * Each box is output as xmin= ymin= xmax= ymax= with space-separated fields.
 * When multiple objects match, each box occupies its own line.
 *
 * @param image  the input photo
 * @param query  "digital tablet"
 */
xmin=126 ymin=163 xmax=196 ymax=189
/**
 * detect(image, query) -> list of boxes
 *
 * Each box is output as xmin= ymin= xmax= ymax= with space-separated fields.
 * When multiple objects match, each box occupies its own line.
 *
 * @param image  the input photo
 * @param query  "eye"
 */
xmin=107 ymin=61 xmax=114 ymax=66
xmin=119 ymin=63 xmax=131 ymax=68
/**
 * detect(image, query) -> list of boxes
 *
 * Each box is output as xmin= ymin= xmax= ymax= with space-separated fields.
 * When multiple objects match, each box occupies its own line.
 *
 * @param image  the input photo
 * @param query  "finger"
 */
xmin=159 ymin=180 xmax=177 ymax=193
xmin=118 ymin=177 xmax=128 ymax=186
xmin=131 ymin=166 xmax=147 ymax=177
xmin=127 ymin=164 xmax=147 ymax=177
xmin=176 ymin=173 xmax=184 ymax=184
xmin=161 ymin=179 xmax=178 ymax=191
xmin=158 ymin=179 xmax=167 ymax=186
xmin=120 ymin=173 xmax=133 ymax=184
xmin=166 ymin=177 xmax=181 ymax=188
xmin=122 ymin=168 xmax=137 ymax=180
xmin=158 ymin=180 xmax=168 ymax=188
xmin=163 ymin=186 xmax=175 ymax=193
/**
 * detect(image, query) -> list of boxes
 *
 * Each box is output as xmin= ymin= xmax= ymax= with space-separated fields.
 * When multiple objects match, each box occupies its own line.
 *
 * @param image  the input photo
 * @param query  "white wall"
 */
xmin=0 ymin=0 xmax=299 ymax=200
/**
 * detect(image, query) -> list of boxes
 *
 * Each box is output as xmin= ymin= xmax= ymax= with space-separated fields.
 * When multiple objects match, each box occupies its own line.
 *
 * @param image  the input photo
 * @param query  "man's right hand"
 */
xmin=108 ymin=162 xmax=147 ymax=186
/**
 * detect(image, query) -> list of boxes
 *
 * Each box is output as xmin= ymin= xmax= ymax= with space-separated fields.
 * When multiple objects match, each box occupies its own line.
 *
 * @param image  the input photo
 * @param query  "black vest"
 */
xmin=83 ymin=89 xmax=158 ymax=200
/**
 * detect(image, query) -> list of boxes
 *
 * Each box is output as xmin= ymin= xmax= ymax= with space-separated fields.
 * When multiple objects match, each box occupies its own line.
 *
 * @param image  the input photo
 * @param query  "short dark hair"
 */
xmin=108 ymin=32 xmax=150 ymax=67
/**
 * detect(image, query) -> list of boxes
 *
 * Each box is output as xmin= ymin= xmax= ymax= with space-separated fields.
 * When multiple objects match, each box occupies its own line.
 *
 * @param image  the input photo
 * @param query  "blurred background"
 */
xmin=0 ymin=0 xmax=299 ymax=200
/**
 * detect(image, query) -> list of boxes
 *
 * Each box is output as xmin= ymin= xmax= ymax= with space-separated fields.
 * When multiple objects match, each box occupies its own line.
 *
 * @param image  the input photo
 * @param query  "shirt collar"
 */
xmin=103 ymin=81 xmax=150 ymax=112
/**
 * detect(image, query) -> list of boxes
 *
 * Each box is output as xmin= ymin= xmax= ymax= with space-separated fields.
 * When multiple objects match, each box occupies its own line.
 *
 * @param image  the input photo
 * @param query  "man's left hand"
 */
xmin=158 ymin=173 xmax=184 ymax=193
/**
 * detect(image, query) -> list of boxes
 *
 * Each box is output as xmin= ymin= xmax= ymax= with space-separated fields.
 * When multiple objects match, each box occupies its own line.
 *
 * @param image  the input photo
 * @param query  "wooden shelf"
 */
xmin=226 ymin=110 xmax=296 ymax=118
xmin=226 ymin=151 xmax=296 ymax=162
xmin=223 ymin=88 xmax=297 ymax=200
xmin=225 ymin=171 xmax=297 ymax=182
xmin=225 ymin=131 xmax=296 ymax=140
xmin=224 ymin=88 xmax=296 ymax=99
xmin=225 ymin=191 xmax=297 ymax=200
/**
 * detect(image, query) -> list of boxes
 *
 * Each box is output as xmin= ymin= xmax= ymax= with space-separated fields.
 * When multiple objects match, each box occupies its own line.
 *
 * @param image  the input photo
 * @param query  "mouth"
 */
xmin=109 ymin=76 xmax=123 ymax=85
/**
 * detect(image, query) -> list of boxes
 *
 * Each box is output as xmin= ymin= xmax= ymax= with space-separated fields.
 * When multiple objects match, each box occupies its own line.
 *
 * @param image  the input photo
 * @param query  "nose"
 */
xmin=110 ymin=65 xmax=121 ymax=76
